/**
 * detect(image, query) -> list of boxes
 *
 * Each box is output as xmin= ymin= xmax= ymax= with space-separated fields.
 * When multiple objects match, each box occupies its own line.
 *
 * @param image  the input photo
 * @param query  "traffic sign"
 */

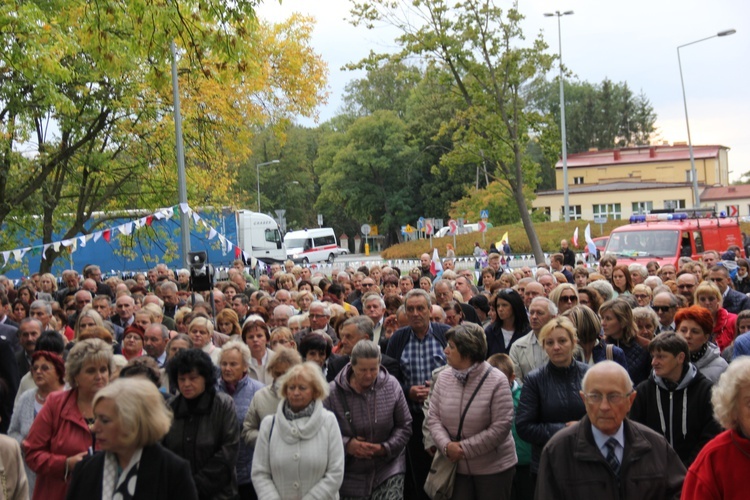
xmin=448 ymin=219 xmax=457 ymax=235
xmin=728 ymin=205 xmax=739 ymax=217
xmin=417 ymin=217 xmax=425 ymax=230
xmin=593 ymin=216 xmax=608 ymax=224
xmin=478 ymin=221 xmax=487 ymax=233
xmin=457 ymin=218 xmax=465 ymax=228
xmin=404 ymin=225 xmax=415 ymax=233
xmin=361 ymin=224 xmax=371 ymax=235
xmin=425 ymin=222 xmax=434 ymax=235
xmin=480 ymin=209 xmax=489 ymax=219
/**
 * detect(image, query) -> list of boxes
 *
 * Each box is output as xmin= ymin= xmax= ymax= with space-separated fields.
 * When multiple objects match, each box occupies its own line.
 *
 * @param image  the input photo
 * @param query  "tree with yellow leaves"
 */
xmin=0 ymin=0 xmax=327 ymax=271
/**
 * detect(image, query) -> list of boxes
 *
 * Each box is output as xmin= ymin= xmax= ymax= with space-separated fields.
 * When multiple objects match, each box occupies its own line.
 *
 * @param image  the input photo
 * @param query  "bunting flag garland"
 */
xmin=1 ymin=204 xmax=259 ymax=270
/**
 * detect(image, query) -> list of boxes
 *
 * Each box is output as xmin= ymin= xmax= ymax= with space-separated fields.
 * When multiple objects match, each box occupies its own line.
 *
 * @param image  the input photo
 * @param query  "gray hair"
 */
xmin=177 ymin=268 xmax=190 ymax=277
xmin=632 ymin=306 xmax=659 ymax=329
xmin=530 ymin=296 xmax=558 ymax=317
xmin=145 ymin=323 xmax=170 ymax=340
xmin=342 ymin=316 xmax=374 ymax=340
xmin=435 ymin=279 xmax=454 ymax=291
xmin=19 ymin=317 xmax=43 ymax=331
xmin=30 ymin=300 xmax=52 ymax=315
xmin=712 ymin=357 xmax=750 ymax=430
xmin=309 ymin=301 xmax=331 ymax=317
xmin=445 ymin=323 xmax=487 ymax=363
xmin=405 ymin=288 xmax=431 ymax=306
xmin=628 ymin=264 xmax=648 ymax=279
xmin=220 ymin=340 xmax=252 ymax=368
xmin=351 ymin=340 xmax=381 ymax=366
xmin=588 ymin=279 xmax=615 ymax=302
xmin=362 ymin=292 xmax=385 ymax=308
xmin=160 ymin=281 xmax=178 ymax=293
xmin=644 ymin=276 xmax=662 ymax=289
xmin=274 ymin=304 xmax=296 ymax=319
xmin=653 ymin=291 xmax=679 ymax=308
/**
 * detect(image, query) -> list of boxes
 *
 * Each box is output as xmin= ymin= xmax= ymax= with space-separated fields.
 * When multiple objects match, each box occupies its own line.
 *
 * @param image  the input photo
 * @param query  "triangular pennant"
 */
xmin=118 ymin=222 xmax=133 ymax=235
xmin=53 ymin=242 xmax=61 ymax=252
xmin=61 ymin=238 xmax=74 ymax=247
xmin=42 ymin=244 xmax=51 ymax=260
xmin=146 ymin=215 xmax=154 ymax=226
xmin=179 ymin=203 xmax=189 ymax=214
xmin=192 ymin=211 xmax=200 ymax=224
xmin=235 ymin=247 xmax=241 ymax=259
xmin=164 ymin=207 xmax=174 ymax=220
xmin=79 ymin=235 xmax=87 ymax=247
xmin=208 ymin=228 xmax=217 ymax=240
xmin=103 ymin=229 xmax=111 ymax=243
xmin=2 ymin=251 xmax=9 ymax=265
xmin=93 ymin=231 xmax=102 ymax=242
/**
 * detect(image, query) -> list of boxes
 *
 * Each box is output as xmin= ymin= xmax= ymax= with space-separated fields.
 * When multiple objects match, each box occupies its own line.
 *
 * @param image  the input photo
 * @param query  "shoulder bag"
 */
xmin=424 ymin=366 xmax=493 ymax=500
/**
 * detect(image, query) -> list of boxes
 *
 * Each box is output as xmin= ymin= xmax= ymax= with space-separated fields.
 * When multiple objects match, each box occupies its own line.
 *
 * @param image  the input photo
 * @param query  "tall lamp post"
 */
xmin=678 ymin=29 xmax=736 ymax=208
xmin=256 ymin=159 xmax=280 ymax=213
xmin=545 ymin=10 xmax=574 ymax=222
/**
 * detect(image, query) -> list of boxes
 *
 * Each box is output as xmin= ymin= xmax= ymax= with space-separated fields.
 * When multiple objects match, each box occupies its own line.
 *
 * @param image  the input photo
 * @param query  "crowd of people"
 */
xmin=0 ymin=243 xmax=749 ymax=499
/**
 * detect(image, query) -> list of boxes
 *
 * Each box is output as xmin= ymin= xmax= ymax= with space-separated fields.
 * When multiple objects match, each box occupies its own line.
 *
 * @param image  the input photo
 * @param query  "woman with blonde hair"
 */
xmin=516 ymin=317 xmax=588 ymax=481
xmin=600 ymin=299 xmax=651 ymax=385
xmin=632 ymin=283 xmax=653 ymax=308
xmin=66 ymin=378 xmax=197 ymax=499
xmin=74 ymin=308 xmax=105 ymax=341
xmin=269 ymin=327 xmax=297 ymax=351
xmin=187 ymin=316 xmax=221 ymax=364
xmin=296 ymin=291 xmax=315 ymax=313
xmin=548 ymin=284 xmax=578 ymax=314
xmin=694 ymin=281 xmax=737 ymax=352
xmin=252 ymin=362 xmax=344 ymax=499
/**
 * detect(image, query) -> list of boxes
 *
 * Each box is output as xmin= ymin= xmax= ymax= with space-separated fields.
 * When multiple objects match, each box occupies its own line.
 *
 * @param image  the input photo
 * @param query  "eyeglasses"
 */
xmin=677 ymin=284 xmax=695 ymax=289
xmin=652 ymin=305 xmax=673 ymax=313
xmin=584 ymin=392 xmax=633 ymax=404
xmin=560 ymin=295 xmax=578 ymax=303
xmin=634 ymin=294 xmax=650 ymax=299
xmin=308 ymin=314 xmax=328 ymax=319
xmin=31 ymin=364 xmax=52 ymax=373
xmin=361 ymin=283 xmax=375 ymax=288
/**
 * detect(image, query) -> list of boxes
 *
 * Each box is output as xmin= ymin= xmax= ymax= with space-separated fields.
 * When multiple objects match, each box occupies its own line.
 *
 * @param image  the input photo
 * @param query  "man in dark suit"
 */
xmin=0 ymin=322 xmax=20 ymax=354
xmin=709 ymin=265 xmax=750 ymax=314
xmin=0 ymin=337 xmax=19 ymax=433
xmin=326 ymin=316 xmax=401 ymax=382
xmin=0 ymin=291 xmax=18 ymax=328
xmin=15 ymin=318 xmax=42 ymax=378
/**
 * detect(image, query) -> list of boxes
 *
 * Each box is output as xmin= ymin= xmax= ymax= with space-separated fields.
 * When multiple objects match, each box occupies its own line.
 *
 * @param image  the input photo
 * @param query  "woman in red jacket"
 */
xmin=683 ymin=356 xmax=750 ymax=499
xmin=24 ymin=338 xmax=112 ymax=500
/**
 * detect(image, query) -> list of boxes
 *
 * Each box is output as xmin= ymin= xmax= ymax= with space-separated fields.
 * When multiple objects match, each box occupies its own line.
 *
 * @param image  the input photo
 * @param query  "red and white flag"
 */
xmin=572 ymin=227 xmax=579 ymax=247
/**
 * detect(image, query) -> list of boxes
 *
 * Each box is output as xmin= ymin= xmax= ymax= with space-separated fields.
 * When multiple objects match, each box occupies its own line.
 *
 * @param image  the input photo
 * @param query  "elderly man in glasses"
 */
xmin=536 ymin=361 xmax=686 ymax=499
xmin=651 ymin=292 xmax=679 ymax=334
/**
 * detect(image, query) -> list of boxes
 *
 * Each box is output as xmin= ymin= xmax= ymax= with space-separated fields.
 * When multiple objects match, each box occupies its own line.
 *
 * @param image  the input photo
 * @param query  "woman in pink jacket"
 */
xmin=428 ymin=323 xmax=517 ymax=500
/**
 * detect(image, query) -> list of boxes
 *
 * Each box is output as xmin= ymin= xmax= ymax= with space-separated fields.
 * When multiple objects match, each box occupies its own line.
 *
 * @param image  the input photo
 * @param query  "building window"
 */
xmin=560 ymin=205 xmax=582 ymax=221
xmin=593 ymin=203 xmax=622 ymax=220
xmin=664 ymin=200 xmax=686 ymax=210
xmin=685 ymin=170 xmax=693 ymax=182
xmin=632 ymin=201 xmax=653 ymax=215
xmin=573 ymin=177 xmax=584 ymax=185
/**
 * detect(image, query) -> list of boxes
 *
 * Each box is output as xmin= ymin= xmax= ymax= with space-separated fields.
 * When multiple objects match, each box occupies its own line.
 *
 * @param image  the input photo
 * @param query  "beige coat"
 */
xmin=0 ymin=434 xmax=28 ymax=500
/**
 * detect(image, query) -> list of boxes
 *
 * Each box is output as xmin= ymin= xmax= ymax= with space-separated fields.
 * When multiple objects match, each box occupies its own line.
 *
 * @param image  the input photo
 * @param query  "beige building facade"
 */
xmin=533 ymin=144 xmax=731 ymax=221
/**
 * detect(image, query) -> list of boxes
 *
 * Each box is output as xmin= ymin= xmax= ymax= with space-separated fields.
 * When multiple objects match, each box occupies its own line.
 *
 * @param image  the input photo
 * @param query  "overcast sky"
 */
xmin=257 ymin=0 xmax=750 ymax=181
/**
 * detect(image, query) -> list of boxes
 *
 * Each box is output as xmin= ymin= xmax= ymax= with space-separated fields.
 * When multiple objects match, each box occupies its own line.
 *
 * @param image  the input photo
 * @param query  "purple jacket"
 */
xmin=428 ymin=361 xmax=517 ymax=476
xmin=324 ymin=363 xmax=412 ymax=497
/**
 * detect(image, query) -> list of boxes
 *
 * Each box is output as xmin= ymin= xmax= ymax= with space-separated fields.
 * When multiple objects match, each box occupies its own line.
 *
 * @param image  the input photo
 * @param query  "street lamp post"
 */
xmin=677 ymin=29 xmax=736 ymax=208
xmin=256 ymin=160 xmax=280 ymax=213
xmin=545 ymin=10 xmax=574 ymax=222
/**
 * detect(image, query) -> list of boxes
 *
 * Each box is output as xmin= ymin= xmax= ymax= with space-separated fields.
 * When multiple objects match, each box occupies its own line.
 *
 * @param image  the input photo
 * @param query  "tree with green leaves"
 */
xmin=350 ymin=0 xmax=554 ymax=262
xmin=315 ymin=110 xmax=419 ymax=244
xmin=0 ymin=1 xmax=326 ymax=272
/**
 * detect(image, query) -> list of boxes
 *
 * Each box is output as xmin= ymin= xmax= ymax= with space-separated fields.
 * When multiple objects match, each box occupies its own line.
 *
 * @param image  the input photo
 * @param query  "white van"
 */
xmin=235 ymin=210 xmax=286 ymax=263
xmin=284 ymin=227 xmax=339 ymax=264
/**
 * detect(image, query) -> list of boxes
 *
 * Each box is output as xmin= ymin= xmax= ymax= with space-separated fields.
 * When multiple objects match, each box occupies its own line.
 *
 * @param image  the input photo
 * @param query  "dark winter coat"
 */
xmin=515 ymin=359 xmax=588 ymax=473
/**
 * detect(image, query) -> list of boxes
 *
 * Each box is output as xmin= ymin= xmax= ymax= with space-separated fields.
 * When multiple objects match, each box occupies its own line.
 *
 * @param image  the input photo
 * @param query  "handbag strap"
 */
xmin=456 ymin=366 xmax=493 ymax=440
xmin=336 ymin=385 xmax=354 ymax=428
xmin=606 ymin=343 xmax=613 ymax=361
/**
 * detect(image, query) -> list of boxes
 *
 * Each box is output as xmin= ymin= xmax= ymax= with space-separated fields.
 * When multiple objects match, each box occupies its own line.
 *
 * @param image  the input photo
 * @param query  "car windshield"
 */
xmin=605 ymin=230 xmax=679 ymax=258
xmin=284 ymin=238 xmax=307 ymax=249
